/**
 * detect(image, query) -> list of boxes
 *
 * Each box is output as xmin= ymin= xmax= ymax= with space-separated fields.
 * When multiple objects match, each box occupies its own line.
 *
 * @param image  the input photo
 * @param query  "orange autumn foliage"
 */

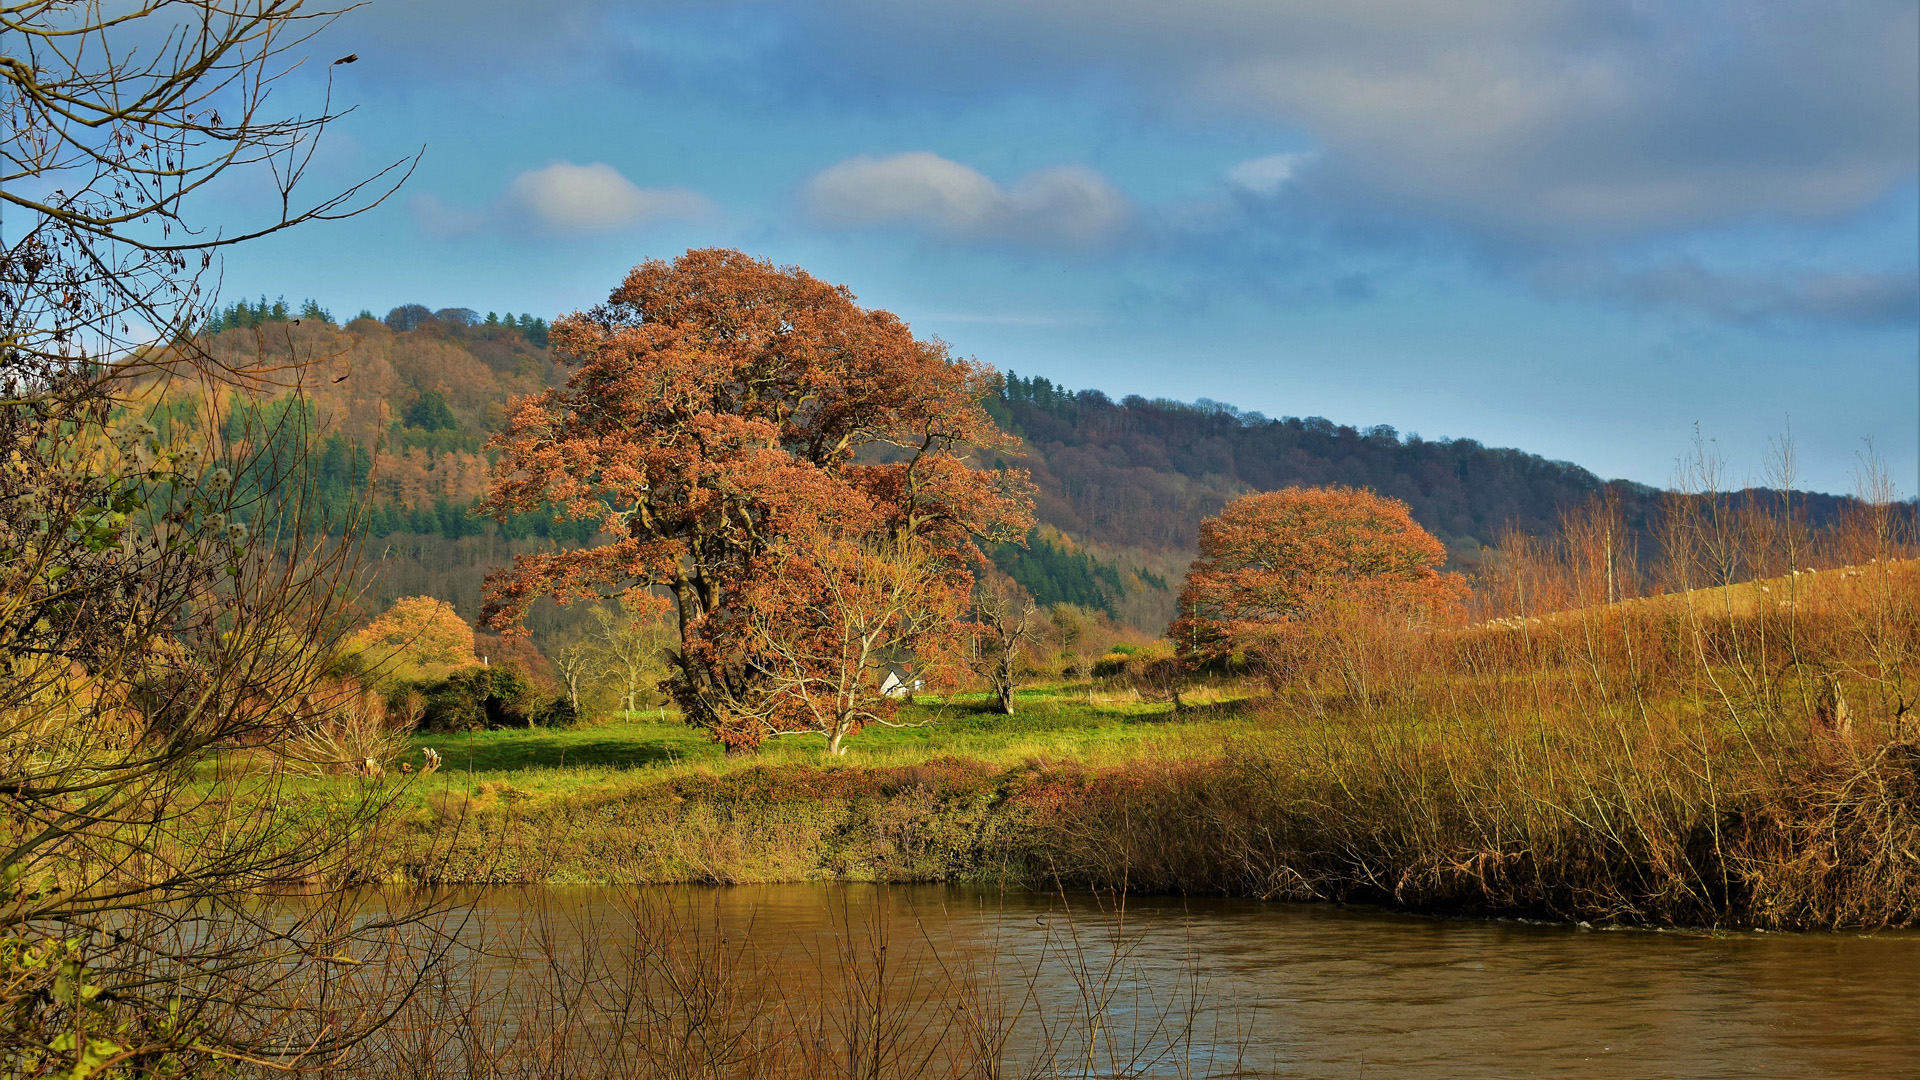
xmin=747 ymin=534 xmax=971 ymax=754
xmin=1170 ymin=485 xmax=1466 ymax=668
xmin=480 ymin=249 xmax=1032 ymax=749
xmin=347 ymin=596 xmax=478 ymax=683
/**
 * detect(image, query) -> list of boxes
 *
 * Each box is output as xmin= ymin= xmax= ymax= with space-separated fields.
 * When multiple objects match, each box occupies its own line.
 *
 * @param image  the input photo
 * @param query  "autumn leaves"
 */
xmin=479 ymin=249 xmax=1031 ymax=751
xmin=481 ymin=247 xmax=1456 ymax=752
xmin=1171 ymin=486 xmax=1466 ymax=678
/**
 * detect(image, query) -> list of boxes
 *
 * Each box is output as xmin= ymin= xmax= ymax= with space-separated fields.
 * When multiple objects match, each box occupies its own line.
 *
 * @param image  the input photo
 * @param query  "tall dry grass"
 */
xmin=1026 ymin=454 xmax=1920 ymax=929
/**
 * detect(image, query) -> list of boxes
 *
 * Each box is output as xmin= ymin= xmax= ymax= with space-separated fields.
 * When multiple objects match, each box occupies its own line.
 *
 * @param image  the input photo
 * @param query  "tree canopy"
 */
xmin=348 ymin=596 xmax=478 ymax=684
xmin=404 ymin=389 xmax=461 ymax=432
xmin=1171 ymin=485 xmax=1465 ymax=665
xmin=481 ymin=248 xmax=1032 ymax=749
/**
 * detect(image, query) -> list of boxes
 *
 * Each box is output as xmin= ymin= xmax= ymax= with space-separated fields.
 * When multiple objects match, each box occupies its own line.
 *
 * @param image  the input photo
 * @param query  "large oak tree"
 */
xmin=481 ymin=249 xmax=1031 ymax=750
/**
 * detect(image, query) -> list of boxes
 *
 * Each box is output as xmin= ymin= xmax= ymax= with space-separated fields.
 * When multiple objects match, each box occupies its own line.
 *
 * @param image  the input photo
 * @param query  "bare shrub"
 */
xmin=0 ymin=2 xmax=452 ymax=1071
xmin=282 ymin=680 xmax=418 ymax=777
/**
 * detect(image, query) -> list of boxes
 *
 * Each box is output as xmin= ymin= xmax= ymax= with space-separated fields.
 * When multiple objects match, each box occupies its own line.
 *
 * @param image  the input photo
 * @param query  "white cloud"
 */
xmin=502 ymin=162 xmax=709 ymax=234
xmin=802 ymin=152 xmax=1130 ymax=250
xmin=410 ymin=162 xmax=712 ymax=239
xmin=1226 ymin=153 xmax=1315 ymax=195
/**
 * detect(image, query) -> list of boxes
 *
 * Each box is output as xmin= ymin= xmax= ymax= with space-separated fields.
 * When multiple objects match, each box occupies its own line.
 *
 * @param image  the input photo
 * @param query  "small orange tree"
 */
xmin=1170 ymin=486 xmax=1466 ymax=676
xmin=480 ymin=249 xmax=1032 ymax=750
xmin=347 ymin=596 xmax=478 ymax=684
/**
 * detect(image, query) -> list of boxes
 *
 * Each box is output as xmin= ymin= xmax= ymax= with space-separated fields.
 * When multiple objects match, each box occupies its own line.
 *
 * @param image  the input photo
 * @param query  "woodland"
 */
xmin=171 ymin=296 xmax=1873 ymax=637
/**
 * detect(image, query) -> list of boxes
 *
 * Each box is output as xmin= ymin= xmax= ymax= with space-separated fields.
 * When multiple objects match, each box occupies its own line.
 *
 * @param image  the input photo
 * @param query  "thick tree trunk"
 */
xmin=994 ymin=681 xmax=1015 ymax=714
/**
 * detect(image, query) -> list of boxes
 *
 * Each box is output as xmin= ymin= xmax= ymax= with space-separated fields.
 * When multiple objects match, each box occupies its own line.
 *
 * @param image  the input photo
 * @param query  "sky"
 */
xmin=212 ymin=0 xmax=1919 ymax=496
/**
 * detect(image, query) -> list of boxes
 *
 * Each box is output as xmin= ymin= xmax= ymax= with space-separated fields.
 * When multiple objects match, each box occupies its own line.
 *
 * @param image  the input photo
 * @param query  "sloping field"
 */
xmin=1477 ymin=557 xmax=1920 ymax=630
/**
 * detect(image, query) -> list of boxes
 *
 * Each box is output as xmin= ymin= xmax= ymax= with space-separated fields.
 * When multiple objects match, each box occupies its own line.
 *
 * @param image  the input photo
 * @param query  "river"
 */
xmin=437 ymin=885 xmax=1917 ymax=1080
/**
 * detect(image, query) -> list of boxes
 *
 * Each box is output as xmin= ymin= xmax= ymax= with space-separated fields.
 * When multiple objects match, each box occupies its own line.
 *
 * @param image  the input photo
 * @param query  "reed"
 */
xmin=1027 ymin=458 xmax=1920 ymax=929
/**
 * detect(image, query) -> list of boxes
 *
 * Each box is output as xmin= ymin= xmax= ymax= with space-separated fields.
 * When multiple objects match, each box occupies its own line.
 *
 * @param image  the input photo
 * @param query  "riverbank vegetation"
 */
xmin=303 ymin=463 xmax=1917 ymax=932
xmin=342 ymin=886 xmax=1256 ymax=1080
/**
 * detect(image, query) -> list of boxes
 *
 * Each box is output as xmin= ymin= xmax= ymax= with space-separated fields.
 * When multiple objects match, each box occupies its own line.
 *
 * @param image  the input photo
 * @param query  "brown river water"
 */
xmin=448 ymin=885 xmax=1918 ymax=1080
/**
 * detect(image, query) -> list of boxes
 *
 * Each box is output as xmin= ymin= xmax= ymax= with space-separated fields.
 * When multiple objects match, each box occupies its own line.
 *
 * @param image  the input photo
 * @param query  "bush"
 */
xmin=283 ymin=680 xmax=414 ymax=776
xmin=412 ymin=662 xmax=554 ymax=733
xmin=531 ymin=695 xmax=582 ymax=728
xmin=1090 ymin=641 xmax=1179 ymax=684
xmin=414 ymin=664 xmax=532 ymax=732
xmin=420 ymin=667 xmax=493 ymax=732
xmin=483 ymin=663 xmax=539 ymax=727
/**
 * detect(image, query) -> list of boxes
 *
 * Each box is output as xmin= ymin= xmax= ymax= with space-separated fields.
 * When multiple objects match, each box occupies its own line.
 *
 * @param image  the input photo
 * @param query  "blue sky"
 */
xmin=216 ymin=0 xmax=1919 ymax=496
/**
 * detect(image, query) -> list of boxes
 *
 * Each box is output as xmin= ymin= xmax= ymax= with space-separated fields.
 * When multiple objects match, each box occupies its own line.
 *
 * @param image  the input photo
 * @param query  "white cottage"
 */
xmin=878 ymin=662 xmax=923 ymax=698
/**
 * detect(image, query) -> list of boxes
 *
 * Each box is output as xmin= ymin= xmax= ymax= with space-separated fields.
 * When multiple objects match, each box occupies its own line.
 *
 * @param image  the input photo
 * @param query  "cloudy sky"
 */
xmin=218 ymin=0 xmax=1919 ymax=495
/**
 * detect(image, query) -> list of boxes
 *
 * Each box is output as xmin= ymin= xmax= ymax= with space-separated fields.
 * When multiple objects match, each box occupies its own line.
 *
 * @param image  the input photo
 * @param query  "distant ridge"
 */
xmin=171 ymin=308 xmax=1883 ymax=634
xmin=988 ymin=372 xmax=1864 ymax=559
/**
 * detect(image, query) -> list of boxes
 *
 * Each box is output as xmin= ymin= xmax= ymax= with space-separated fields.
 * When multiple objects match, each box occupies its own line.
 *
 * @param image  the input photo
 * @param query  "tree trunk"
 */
xmin=995 ymin=680 xmax=1015 ymax=714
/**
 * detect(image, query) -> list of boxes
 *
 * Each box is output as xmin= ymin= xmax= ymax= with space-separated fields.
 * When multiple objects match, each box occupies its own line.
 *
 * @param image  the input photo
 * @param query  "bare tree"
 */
xmin=0 ymin=4 xmax=443 ymax=1073
xmin=969 ymin=571 xmax=1036 ymax=714
xmin=2 ymin=0 xmax=415 ymax=404
xmin=555 ymin=638 xmax=605 ymax=717
xmin=590 ymin=601 xmax=674 ymax=716
xmin=747 ymin=537 xmax=967 ymax=756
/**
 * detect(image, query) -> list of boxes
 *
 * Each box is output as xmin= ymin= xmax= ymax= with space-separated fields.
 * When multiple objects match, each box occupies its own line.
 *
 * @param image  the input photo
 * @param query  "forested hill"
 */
xmin=986 ymin=373 xmax=1636 ymax=561
xmin=986 ymin=373 xmax=1859 ymax=566
xmin=165 ymin=305 xmax=1862 ymax=634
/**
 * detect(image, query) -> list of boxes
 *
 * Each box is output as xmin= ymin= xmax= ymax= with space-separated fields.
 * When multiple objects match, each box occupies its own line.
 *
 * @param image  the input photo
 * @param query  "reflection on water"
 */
xmin=458 ymin=885 xmax=1918 ymax=1080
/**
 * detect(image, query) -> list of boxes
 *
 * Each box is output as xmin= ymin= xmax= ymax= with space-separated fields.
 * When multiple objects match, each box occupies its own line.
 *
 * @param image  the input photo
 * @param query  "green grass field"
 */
xmin=399 ymin=684 xmax=1259 ymax=796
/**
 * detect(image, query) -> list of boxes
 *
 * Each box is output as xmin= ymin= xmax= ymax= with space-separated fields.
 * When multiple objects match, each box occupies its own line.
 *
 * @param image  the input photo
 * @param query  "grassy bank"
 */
xmin=336 ymin=686 xmax=1256 ymax=885
xmin=347 ymin=734 xmax=1918 ymax=931
xmin=273 ymin=553 xmax=1920 ymax=931
xmin=402 ymin=683 xmax=1255 ymax=787
xmin=325 ymin=691 xmax=1916 ymax=930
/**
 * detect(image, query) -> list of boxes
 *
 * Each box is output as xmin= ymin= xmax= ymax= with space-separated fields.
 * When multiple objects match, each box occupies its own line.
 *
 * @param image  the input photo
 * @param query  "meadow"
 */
xmin=400 ymin=685 xmax=1255 ymax=791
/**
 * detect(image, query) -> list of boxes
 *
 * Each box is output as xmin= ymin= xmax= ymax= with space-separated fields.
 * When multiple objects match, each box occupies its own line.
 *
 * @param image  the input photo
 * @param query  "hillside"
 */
xmin=162 ymin=304 xmax=1869 ymax=636
xmin=991 ymin=373 xmax=1627 ymax=555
